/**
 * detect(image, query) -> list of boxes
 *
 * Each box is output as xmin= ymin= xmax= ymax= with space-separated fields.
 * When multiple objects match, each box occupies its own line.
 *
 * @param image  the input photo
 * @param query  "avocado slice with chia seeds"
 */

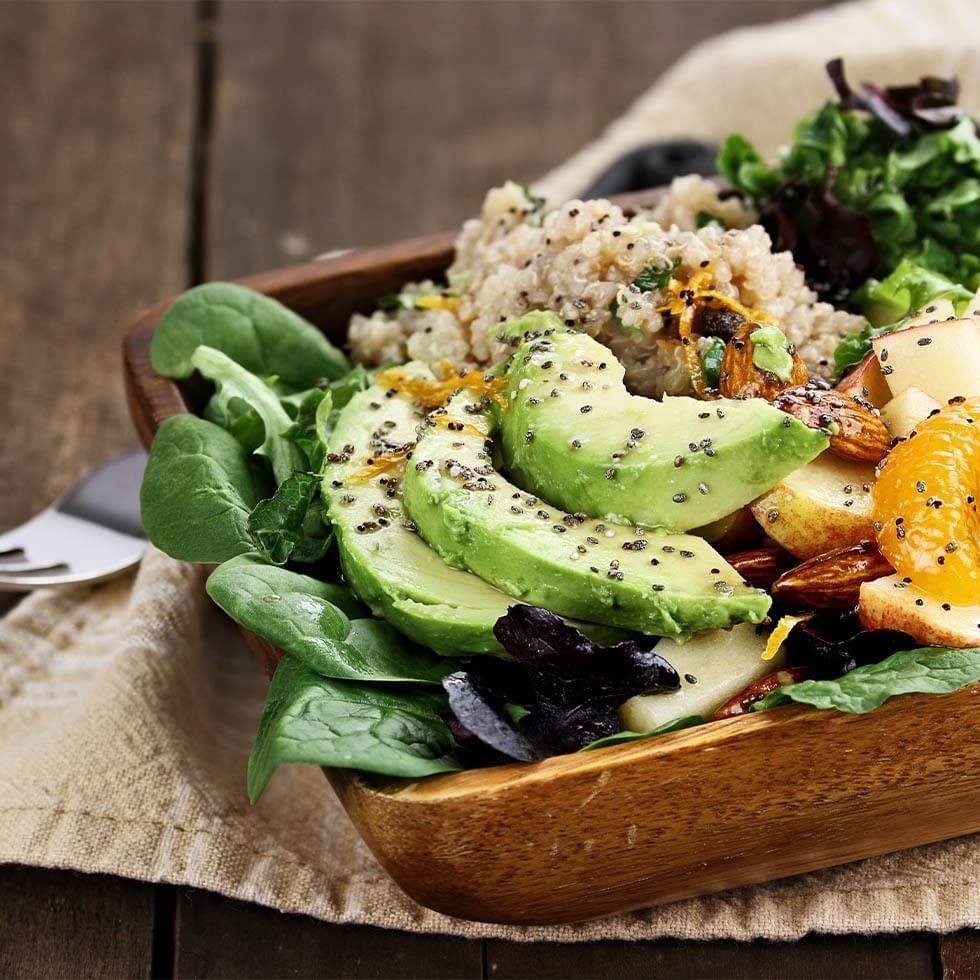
xmin=401 ymin=390 xmax=771 ymax=640
xmin=323 ymin=371 xmax=630 ymax=655
xmin=495 ymin=313 xmax=828 ymax=531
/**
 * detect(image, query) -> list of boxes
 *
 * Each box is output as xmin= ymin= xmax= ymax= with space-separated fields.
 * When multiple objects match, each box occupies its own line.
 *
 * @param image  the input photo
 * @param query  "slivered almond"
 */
xmin=771 ymin=540 xmax=894 ymax=609
xmin=772 ymin=384 xmax=891 ymax=463
xmin=726 ymin=546 xmax=793 ymax=589
xmin=718 ymin=322 xmax=808 ymax=400
xmin=711 ymin=666 xmax=812 ymax=719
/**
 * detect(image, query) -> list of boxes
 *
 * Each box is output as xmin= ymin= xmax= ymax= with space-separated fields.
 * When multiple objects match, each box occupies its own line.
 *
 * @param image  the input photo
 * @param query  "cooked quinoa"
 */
xmin=348 ymin=177 xmax=865 ymax=395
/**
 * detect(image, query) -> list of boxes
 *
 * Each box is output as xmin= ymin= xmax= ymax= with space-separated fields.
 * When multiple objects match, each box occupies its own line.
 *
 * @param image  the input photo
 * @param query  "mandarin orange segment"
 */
xmin=872 ymin=397 xmax=980 ymax=606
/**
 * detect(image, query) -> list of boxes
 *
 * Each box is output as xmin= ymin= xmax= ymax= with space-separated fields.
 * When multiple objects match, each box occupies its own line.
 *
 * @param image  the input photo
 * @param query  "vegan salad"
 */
xmin=141 ymin=62 xmax=980 ymax=800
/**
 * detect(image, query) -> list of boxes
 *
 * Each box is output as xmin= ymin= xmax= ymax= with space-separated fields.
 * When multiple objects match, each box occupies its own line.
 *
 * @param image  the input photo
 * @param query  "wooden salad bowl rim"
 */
xmin=122 ymin=193 xmax=980 ymax=925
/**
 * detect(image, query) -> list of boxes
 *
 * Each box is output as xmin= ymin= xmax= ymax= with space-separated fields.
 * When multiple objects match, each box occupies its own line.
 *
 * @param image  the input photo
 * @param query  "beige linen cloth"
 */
xmin=4 ymin=0 xmax=980 ymax=942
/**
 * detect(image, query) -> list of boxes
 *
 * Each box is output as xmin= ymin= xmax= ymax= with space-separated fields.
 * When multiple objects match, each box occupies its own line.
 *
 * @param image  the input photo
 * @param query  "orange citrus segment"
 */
xmin=872 ymin=397 xmax=980 ymax=606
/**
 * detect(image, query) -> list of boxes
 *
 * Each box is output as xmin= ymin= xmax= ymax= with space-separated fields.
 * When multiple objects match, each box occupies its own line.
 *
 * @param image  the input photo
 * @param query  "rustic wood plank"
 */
xmin=171 ymin=888 xmax=482 ymax=979
xmin=0 ymin=867 xmax=156 ymax=980
xmin=939 ymin=931 xmax=980 ymax=978
xmin=0 ymin=0 xmax=195 ymax=529
xmin=209 ymin=0 xmax=831 ymax=277
xmin=487 ymin=934 xmax=938 ymax=980
xmin=0 ymin=2 xmax=194 ymax=976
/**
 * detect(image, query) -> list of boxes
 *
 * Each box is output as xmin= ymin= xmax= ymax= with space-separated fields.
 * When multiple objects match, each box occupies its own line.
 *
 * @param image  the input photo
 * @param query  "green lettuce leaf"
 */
xmin=191 ymin=345 xmax=305 ymax=485
xmin=833 ymin=260 xmax=975 ymax=374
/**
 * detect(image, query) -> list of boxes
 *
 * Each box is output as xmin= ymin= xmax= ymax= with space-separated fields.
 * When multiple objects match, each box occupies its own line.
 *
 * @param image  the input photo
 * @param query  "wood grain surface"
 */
xmin=6 ymin=0 xmax=980 ymax=976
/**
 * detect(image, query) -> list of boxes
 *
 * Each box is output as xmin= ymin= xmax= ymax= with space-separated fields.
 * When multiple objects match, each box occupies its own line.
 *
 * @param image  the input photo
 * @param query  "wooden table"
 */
xmin=2 ymin=2 xmax=979 ymax=977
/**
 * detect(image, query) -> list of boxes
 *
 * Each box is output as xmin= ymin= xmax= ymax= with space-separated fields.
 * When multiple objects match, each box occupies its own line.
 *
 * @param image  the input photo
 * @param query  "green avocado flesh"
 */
xmin=402 ymin=392 xmax=771 ymax=640
xmin=497 ymin=315 xmax=829 ymax=531
xmin=322 ymin=374 xmax=629 ymax=655
xmin=323 ymin=375 xmax=512 ymax=655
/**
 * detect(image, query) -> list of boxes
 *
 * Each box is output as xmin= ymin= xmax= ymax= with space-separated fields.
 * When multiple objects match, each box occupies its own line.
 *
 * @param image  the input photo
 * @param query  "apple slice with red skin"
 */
xmin=749 ymin=451 xmax=876 ymax=560
xmin=836 ymin=351 xmax=891 ymax=408
xmin=859 ymin=575 xmax=980 ymax=648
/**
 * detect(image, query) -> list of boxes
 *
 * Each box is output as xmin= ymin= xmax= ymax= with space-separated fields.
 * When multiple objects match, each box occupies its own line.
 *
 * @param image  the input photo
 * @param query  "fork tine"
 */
xmin=0 ymin=558 xmax=70 ymax=574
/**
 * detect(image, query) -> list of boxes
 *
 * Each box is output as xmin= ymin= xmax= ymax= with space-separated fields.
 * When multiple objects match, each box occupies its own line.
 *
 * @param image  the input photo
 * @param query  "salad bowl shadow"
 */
xmin=123 ymin=199 xmax=980 ymax=925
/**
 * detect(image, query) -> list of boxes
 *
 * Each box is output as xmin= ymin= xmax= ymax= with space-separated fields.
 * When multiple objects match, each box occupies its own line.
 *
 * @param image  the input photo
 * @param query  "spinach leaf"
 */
xmin=247 ymin=656 xmax=460 ymax=801
xmin=247 ymin=472 xmax=331 ymax=565
xmin=140 ymin=414 xmax=258 ymax=563
xmin=207 ymin=555 xmax=451 ymax=685
xmin=191 ymin=345 xmax=305 ymax=485
xmin=580 ymin=715 xmax=705 ymax=751
xmin=755 ymin=647 xmax=980 ymax=714
xmin=151 ymin=282 xmax=348 ymax=390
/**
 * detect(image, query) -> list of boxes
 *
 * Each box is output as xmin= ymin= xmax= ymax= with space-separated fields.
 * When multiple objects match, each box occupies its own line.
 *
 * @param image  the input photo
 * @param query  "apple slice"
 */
xmin=619 ymin=623 xmax=785 ymax=731
xmin=860 ymin=575 xmax=980 ymax=648
xmin=836 ymin=351 xmax=891 ymax=408
xmin=906 ymin=298 xmax=957 ymax=327
xmin=872 ymin=318 xmax=980 ymax=403
xmin=749 ymin=451 xmax=876 ymax=559
xmin=879 ymin=386 xmax=941 ymax=438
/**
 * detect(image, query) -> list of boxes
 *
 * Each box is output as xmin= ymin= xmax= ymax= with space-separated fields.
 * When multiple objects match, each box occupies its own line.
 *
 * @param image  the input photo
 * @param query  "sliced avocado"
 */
xmin=402 ymin=391 xmax=771 ymax=640
xmin=323 ymin=372 xmax=631 ymax=655
xmin=496 ymin=314 xmax=828 ymax=531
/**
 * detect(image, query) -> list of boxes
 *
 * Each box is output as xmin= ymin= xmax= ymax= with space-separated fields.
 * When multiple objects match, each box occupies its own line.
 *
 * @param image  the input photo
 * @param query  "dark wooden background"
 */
xmin=2 ymin=1 xmax=979 ymax=977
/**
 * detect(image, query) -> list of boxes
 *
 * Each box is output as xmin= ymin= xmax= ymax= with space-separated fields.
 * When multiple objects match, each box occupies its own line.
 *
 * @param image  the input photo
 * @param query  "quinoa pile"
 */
xmin=348 ymin=177 xmax=865 ymax=396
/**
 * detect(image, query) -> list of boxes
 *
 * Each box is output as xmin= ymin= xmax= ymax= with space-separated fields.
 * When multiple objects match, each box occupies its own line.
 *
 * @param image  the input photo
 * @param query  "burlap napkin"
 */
xmin=4 ymin=0 xmax=980 ymax=942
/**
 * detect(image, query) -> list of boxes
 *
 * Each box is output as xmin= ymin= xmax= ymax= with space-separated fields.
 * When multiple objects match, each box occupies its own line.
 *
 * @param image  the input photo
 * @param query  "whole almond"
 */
xmin=772 ymin=384 xmax=891 ymax=463
xmin=718 ymin=322 xmax=809 ymax=400
xmin=726 ymin=545 xmax=794 ymax=589
xmin=771 ymin=539 xmax=894 ymax=609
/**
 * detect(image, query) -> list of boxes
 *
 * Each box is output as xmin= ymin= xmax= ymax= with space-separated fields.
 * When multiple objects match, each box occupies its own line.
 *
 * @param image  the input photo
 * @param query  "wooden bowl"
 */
xmin=123 ymin=207 xmax=980 ymax=926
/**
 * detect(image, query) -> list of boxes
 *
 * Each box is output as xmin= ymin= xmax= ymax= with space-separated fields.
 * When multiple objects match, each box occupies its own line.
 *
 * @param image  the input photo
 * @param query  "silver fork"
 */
xmin=0 ymin=448 xmax=147 ymax=591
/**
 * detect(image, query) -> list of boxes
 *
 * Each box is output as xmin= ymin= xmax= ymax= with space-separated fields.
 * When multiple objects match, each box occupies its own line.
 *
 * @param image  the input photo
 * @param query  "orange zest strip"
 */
xmin=762 ymin=613 xmax=814 ymax=661
xmin=652 ymin=264 xmax=776 ymax=397
xmin=345 ymin=447 xmax=412 ymax=485
xmin=375 ymin=364 xmax=509 ymax=411
xmin=413 ymin=295 xmax=460 ymax=312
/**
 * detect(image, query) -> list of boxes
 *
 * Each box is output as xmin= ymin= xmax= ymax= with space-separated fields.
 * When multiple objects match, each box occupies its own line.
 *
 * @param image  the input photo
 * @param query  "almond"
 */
xmin=772 ymin=384 xmax=891 ymax=463
xmin=711 ymin=666 xmax=812 ymax=720
xmin=726 ymin=545 xmax=794 ymax=589
xmin=718 ymin=322 xmax=808 ymax=400
xmin=771 ymin=540 xmax=894 ymax=609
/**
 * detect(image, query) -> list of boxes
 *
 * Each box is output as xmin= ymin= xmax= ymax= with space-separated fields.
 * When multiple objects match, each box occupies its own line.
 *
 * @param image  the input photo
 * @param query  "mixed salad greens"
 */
xmin=141 ymin=62 xmax=980 ymax=800
xmin=720 ymin=59 xmax=980 ymax=372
